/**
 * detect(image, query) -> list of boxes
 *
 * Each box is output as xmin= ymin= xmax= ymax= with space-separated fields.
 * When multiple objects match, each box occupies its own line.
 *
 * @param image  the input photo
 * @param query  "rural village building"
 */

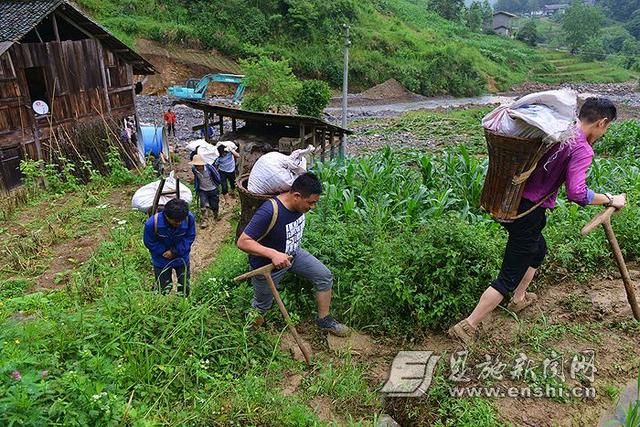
xmin=543 ymin=4 xmax=570 ymax=16
xmin=492 ymin=11 xmax=518 ymax=36
xmin=175 ymin=100 xmax=352 ymax=176
xmin=0 ymin=0 xmax=155 ymax=193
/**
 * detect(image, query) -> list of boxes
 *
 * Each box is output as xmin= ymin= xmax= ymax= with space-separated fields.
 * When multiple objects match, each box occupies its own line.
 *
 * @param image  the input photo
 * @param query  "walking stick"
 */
xmin=581 ymin=199 xmax=640 ymax=321
xmin=234 ymin=261 xmax=312 ymax=365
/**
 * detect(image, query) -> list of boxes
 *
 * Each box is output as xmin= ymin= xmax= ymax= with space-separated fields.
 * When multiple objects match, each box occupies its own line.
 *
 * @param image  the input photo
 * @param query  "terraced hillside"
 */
xmin=534 ymin=50 xmax=638 ymax=84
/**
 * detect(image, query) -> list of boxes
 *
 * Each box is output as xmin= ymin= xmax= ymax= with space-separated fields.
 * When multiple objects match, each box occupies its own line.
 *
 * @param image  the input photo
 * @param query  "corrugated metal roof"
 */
xmin=175 ymin=100 xmax=353 ymax=135
xmin=0 ymin=0 xmax=155 ymax=74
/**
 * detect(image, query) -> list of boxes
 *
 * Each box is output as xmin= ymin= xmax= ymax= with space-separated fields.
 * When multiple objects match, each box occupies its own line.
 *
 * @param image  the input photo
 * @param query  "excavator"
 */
xmin=167 ymin=73 xmax=245 ymax=103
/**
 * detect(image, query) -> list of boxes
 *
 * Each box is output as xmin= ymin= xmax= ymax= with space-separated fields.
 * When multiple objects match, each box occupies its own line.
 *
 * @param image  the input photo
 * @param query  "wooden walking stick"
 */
xmin=581 ymin=199 xmax=640 ymax=321
xmin=234 ymin=261 xmax=312 ymax=365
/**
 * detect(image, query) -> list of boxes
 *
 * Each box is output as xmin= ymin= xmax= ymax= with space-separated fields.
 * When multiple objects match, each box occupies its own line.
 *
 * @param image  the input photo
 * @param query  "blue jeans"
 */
xmin=251 ymin=249 xmax=333 ymax=314
xmin=219 ymin=170 xmax=236 ymax=195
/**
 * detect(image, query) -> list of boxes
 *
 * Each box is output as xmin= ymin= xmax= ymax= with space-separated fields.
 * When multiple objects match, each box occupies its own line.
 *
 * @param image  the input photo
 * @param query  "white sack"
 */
xmin=248 ymin=146 xmax=316 ymax=194
xmin=186 ymin=139 xmax=219 ymax=164
xmin=132 ymin=171 xmax=193 ymax=212
xmin=482 ymin=89 xmax=577 ymax=143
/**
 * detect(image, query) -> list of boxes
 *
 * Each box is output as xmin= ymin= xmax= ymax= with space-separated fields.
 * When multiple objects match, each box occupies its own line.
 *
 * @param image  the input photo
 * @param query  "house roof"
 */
xmin=0 ymin=0 xmax=155 ymax=74
xmin=493 ymin=11 xmax=517 ymax=18
xmin=174 ymin=100 xmax=353 ymax=135
xmin=543 ymin=4 xmax=569 ymax=10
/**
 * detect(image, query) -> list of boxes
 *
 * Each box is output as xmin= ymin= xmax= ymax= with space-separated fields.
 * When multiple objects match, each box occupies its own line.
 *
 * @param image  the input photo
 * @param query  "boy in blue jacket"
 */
xmin=143 ymin=199 xmax=196 ymax=296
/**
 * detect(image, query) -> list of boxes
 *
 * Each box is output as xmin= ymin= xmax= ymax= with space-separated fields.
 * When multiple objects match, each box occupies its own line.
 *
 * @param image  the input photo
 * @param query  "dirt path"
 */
xmin=189 ymin=198 xmax=236 ymax=275
xmin=274 ymin=271 xmax=640 ymax=425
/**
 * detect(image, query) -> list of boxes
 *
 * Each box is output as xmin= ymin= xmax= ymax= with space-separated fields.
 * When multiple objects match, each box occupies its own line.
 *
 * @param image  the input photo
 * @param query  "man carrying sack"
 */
xmin=190 ymin=154 xmax=221 ymax=228
xmin=449 ymin=98 xmax=626 ymax=345
xmin=236 ymin=173 xmax=350 ymax=337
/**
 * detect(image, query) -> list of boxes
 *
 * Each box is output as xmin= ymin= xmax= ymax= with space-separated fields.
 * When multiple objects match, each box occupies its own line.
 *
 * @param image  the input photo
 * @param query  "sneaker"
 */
xmin=448 ymin=319 xmax=477 ymax=345
xmin=507 ymin=292 xmax=538 ymax=313
xmin=316 ymin=315 xmax=351 ymax=337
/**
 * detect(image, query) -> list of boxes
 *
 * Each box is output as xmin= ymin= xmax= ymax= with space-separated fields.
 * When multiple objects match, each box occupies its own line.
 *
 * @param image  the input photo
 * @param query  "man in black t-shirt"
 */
xmin=237 ymin=173 xmax=350 ymax=337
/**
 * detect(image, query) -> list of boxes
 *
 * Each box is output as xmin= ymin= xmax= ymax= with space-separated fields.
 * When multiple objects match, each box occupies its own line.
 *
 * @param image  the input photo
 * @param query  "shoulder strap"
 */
xmin=154 ymin=213 xmax=159 ymax=236
xmin=257 ymin=198 xmax=279 ymax=243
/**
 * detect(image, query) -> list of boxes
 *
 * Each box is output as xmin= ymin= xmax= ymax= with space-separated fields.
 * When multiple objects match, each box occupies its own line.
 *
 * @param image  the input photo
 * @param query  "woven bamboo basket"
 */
xmin=480 ymin=129 xmax=551 ymax=222
xmin=236 ymin=173 xmax=278 ymax=240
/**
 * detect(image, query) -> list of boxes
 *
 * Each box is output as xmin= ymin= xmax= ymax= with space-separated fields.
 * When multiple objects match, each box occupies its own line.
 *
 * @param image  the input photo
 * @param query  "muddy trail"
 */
xmin=277 ymin=269 xmax=640 ymax=426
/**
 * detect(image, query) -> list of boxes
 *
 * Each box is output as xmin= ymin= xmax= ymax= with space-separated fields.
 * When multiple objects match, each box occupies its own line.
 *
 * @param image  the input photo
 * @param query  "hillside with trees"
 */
xmin=74 ymin=0 xmax=633 ymax=97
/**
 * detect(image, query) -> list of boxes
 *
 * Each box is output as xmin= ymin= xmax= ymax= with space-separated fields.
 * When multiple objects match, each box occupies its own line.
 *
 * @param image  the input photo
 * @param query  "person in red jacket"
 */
xmin=164 ymin=108 xmax=177 ymax=137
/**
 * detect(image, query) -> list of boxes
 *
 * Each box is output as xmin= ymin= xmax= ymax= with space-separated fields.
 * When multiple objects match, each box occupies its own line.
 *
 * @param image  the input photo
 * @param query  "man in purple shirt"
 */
xmin=449 ymin=98 xmax=626 ymax=345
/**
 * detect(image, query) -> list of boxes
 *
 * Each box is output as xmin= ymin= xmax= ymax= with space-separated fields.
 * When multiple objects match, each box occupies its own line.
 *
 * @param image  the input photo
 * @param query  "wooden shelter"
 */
xmin=175 ymin=100 xmax=352 ymax=174
xmin=0 ymin=0 xmax=155 ymax=193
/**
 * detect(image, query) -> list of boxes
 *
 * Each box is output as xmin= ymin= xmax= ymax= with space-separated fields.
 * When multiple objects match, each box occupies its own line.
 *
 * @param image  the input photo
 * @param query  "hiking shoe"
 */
xmin=507 ymin=292 xmax=538 ymax=313
xmin=252 ymin=315 xmax=266 ymax=330
xmin=316 ymin=315 xmax=351 ymax=337
xmin=248 ymin=308 xmax=266 ymax=330
xmin=448 ymin=319 xmax=477 ymax=346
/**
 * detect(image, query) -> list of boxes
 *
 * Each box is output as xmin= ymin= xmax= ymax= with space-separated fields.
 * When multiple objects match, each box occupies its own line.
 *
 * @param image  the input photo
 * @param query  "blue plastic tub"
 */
xmin=140 ymin=126 xmax=165 ymax=156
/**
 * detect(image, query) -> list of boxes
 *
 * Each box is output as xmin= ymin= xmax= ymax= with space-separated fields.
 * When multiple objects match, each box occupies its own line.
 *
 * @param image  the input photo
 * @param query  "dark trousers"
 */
xmin=491 ymin=199 xmax=548 ymax=297
xmin=199 ymin=189 xmax=219 ymax=215
xmin=220 ymin=170 xmax=236 ymax=195
xmin=166 ymin=123 xmax=175 ymax=136
xmin=153 ymin=263 xmax=190 ymax=296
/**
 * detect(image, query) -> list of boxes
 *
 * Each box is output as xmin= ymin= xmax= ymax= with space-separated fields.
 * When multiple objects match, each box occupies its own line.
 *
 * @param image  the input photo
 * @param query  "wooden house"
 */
xmin=0 ymin=0 xmax=155 ymax=193
xmin=492 ymin=11 xmax=518 ymax=36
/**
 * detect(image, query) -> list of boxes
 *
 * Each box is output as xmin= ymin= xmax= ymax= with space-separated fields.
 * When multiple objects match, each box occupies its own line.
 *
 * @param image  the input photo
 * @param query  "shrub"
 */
xmin=580 ymin=37 xmax=606 ymax=62
xmin=420 ymin=46 xmax=486 ymax=97
xmin=516 ymin=20 xmax=540 ymax=47
xmin=295 ymin=79 xmax=332 ymax=117
xmin=241 ymin=57 xmax=302 ymax=112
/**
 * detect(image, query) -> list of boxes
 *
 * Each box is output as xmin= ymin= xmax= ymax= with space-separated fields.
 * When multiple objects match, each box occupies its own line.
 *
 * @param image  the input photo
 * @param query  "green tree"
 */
xmin=516 ymin=20 xmax=540 ymax=46
xmin=600 ymin=0 xmax=640 ymax=23
xmin=428 ymin=0 xmax=465 ymax=21
xmin=602 ymin=26 xmax=634 ymax=53
xmin=562 ymin=3 xmax=605 ymax=53
xmin=480 ymin=0 xmax=493 ymax=31
xmin=295 ymin=79 xmax=331 ymax=117
xmin=465 ymin=1 xmax=484 ymax=32
xmin=626 ymin=10 xmax=640 ymax=40
xmin=620 ymin=38 xmax=640 ymax=70
xmin=283 ymin=0 xmax=318 ymax=38
xmin=494 ymin=0 xmax=527 ymax=14
xmin=580 ymin=37 xmax=605 ymax=61
xmin=241 ymin=57 xmax=302 ymax=112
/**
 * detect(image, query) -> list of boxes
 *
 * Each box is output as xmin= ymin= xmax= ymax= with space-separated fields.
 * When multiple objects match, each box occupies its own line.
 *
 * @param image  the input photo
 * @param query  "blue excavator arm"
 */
xmin=167 ymin=73 xmax=246 ymax=101
xmin=194 ymin=73 xmax=245 ymax=97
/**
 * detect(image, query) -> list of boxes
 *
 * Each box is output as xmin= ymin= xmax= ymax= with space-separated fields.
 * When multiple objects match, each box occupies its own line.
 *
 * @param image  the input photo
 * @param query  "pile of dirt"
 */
xmin=359 ymin=79 xmax=416 ymax=101
xmin=135 ymin=39 xmax=241 ymax=96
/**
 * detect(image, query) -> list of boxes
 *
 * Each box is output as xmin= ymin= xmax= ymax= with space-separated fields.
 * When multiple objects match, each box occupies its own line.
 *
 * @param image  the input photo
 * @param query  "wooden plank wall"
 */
xmin=0 ymin=39 xmax=137 ymax=193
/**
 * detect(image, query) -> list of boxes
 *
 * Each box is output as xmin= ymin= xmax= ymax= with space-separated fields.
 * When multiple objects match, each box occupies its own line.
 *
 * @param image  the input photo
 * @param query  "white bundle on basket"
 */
xmin=131 ymin=171 xmax=193 ymax=212
xmin=186 ymin=139 xmax=219 ymax=164
xmin=482 ymin=89 xmax=578 ymax=143
xmin=217 ymin=140 xmax=238 ymax=152
xmin=248 ymin=145 xmax=316 ymax=194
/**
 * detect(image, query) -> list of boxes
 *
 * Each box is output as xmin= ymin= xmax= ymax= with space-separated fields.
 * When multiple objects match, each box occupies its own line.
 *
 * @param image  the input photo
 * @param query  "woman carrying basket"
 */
xmin=449 ymin=98 xmax=626 ymax=345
